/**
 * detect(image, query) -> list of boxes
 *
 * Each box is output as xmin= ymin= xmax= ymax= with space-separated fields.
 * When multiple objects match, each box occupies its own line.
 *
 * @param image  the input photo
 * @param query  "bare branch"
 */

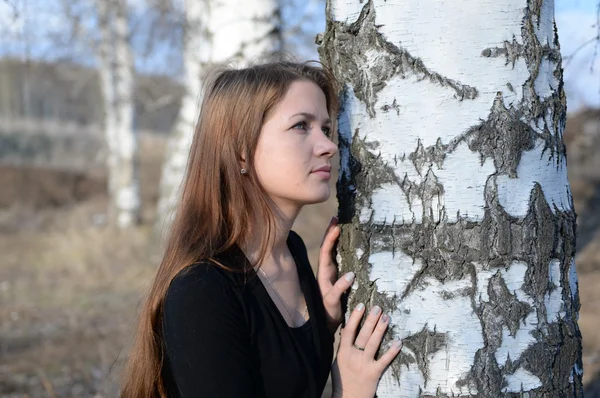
xmin=590 ymin=0 xmax=600 ymax=73
xmin=563 ymin=1 xmax=600 ymax=74
xmin=130 ymin=0 xmax=184 ymax=64
xmin=57 ymin=0 xmax=99 ymax=53
xmin=2 ymin=0 xmax=20 ymax=18
xmin=563 ymin=37 xmax=599 ymax=69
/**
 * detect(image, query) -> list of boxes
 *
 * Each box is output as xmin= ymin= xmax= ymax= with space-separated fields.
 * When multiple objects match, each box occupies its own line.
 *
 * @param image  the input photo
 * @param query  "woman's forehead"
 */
xmin=275 ymin=81 xmax=329 ymax=116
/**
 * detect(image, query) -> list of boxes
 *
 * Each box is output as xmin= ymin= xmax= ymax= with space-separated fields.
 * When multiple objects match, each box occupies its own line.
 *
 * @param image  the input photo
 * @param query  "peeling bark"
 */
xmin=320 ymin=0 xmax=583 ymax=396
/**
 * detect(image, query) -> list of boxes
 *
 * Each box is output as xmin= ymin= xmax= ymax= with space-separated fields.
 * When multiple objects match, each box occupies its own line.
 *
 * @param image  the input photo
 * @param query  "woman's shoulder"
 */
xmin=165 ymin=260 xmax=245 ymax=309
xmin=171 ymin=260 xmax=229 ymax=286
xmin=162 ymin=261 xmax=251 ymax=346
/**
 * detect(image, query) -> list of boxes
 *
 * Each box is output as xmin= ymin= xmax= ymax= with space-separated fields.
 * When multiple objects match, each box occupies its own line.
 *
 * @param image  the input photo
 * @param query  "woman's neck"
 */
xmin=243 ymin=202 xmax=301 ymax=268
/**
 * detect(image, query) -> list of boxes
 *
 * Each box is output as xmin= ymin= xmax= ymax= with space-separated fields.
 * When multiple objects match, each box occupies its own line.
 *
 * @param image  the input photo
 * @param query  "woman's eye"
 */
xmin=292 ymin=121 xmax=307 ymax=130
xmin=322 ymin=126 xmax=332 ymax=137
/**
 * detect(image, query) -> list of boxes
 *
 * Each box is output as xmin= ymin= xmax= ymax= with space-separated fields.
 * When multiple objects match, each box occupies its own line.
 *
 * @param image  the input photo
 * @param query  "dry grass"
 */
xmin=0 ymin=135 xmax=166 ymax=397
xmin=2 ymin=110 xmax=600 ymax=397
xmin=0 ymin=199 xmax=157 ymax=397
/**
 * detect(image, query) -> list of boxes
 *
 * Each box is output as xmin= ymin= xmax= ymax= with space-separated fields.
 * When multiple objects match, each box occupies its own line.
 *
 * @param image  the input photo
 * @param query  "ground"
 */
xmin=1 ymin=110 xmax=599 ymax=397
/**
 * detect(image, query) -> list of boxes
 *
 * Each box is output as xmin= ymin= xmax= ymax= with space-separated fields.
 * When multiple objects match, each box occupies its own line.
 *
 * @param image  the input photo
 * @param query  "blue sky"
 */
xmin=556 ymin=0 xmax=597 ymax=12
xmin=555 ymin=0 xmax=600 ymax=109
xmin=0 ymin=0 xmax=598 ymax=111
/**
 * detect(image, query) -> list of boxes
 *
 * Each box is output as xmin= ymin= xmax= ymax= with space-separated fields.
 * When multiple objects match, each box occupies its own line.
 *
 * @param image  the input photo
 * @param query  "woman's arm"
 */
xmin=163 ymin=264 xmax=258 ymax=397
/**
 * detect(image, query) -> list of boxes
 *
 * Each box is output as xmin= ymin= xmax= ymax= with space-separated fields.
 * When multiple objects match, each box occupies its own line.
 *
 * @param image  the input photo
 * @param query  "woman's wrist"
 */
xmin=331 ymin=389 xmax=361 ymax=398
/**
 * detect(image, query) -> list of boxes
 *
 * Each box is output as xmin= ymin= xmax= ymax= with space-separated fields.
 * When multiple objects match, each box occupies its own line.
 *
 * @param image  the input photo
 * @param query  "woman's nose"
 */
xmin=316 ymin=135 xmax=338 ymax=158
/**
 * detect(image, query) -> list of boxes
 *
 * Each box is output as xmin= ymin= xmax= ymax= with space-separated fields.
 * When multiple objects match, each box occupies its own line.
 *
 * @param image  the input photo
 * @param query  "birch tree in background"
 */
xmin=95 ymin=0 xmax=140 ymax=228
xmin=320 ymin=0 xmax=583 ymax=396
xmin=155 ymin=0 xmax=282 ymax=235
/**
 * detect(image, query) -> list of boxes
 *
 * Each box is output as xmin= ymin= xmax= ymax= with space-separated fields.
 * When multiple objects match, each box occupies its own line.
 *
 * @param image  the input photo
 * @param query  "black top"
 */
xmin=162 ymin=231 xmax=334 ymax=398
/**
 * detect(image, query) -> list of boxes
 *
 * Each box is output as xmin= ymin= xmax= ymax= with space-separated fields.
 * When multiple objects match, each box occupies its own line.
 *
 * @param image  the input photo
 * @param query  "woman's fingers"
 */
xmin=318 ymin=224 xmax=340 ymax=265
xmin=353 ymin=306 xmax=383 ymax=350
xmin=317 ymin=217 xmax=340 ymax=291
xmin=319 ymin=216 xmax=339 ymax=248
xmin=323 ymin=272 xmax=355 ymax=309
xmin=340 ymin=303 xmax=365 ymax=348
xmin=363 ymin=313 xmax=390 ymax=357
xmin=375 ymin=339 xmax=403 ymax=371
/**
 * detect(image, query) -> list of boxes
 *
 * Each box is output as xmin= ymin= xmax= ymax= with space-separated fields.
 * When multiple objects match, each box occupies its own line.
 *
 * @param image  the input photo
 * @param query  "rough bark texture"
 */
xmin=319 ymin=0 xmax=583 ymax=396
xmin=155 ymin=0 xmax=282 ymax=236
xmin=95 ymin=0 xmax=140 ymax=228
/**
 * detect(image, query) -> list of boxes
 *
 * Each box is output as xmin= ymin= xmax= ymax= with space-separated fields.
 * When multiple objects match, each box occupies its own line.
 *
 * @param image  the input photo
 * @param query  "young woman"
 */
xmin=121 ymin=61 xmax=402 ymax=398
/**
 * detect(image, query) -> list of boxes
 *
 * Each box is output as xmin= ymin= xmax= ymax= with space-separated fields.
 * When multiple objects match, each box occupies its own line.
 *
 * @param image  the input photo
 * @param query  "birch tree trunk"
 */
xmin=320 ymin=0 xmax=583 ymax=396
xmin=96 ymin=0 xmax=140 ymax=228
xmin=155 ymin=0 xmax=282 ymax=235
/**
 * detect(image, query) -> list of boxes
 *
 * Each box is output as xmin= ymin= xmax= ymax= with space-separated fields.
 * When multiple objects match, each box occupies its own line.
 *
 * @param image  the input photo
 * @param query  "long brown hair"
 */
xmin=120 ymin=61 xmax=338 ymax=397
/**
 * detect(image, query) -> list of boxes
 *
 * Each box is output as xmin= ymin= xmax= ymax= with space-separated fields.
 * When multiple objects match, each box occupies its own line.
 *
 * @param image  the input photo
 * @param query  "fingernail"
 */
xmin=344 ymin=272 xmax=355 ymax=282
xmin=381 ymin=314 xmax=389 ymax=323
xmin=393 ymin=340 xmax=403 ymax=349
xmin=371 ymin=306 xmax=381 ymax=315
xmin=356 ymin=303 xmax=365 ymax=311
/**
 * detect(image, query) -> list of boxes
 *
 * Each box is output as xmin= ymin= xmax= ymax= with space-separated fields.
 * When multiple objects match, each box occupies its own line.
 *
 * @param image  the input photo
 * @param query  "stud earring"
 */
xmin=240 ymin=168 xmax=247 ymax=175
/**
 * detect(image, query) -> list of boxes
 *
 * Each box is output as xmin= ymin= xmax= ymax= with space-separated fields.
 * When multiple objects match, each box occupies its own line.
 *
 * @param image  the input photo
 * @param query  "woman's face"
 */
xmin=253 ymin=80 xmax=338 ymax=211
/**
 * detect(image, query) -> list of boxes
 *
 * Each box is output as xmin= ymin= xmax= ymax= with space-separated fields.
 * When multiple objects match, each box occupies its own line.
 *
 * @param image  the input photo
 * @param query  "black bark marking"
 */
xmin=380 ymin=98 xmax=400 ymax=115
xmin=522 ymin=184 xmax=557 ymax=301
xmin=481 ymin=36 xmax=560 ymax=70
xmin=402 ymin=327 xmax=448 ymax=385
xmin=408 ymin=138 xmax=447 ymax=177
xmin=461 ymin=178 xmax=582 ymax=397
xmin=480 ymin=0 xmax=566 ymax=164
xmin=522 ymin=0 xmax=565 ymax=162
xmin=397 ymin=168 xmax=445 ymax=224
xmin=488 ymin=273 xmax=533 ymax=337
xmin=466 ymin=95 xmax=536 ymax=178
xmin=514 ymin=322 xmax=582 ymax=395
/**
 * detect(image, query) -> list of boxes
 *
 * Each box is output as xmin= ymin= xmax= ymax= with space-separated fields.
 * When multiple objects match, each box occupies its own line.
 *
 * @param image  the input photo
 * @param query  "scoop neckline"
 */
xmin=244 ymin=233 xmax=312 ymax=330
xmin=290 ymin=317 xmax=312 ymax=333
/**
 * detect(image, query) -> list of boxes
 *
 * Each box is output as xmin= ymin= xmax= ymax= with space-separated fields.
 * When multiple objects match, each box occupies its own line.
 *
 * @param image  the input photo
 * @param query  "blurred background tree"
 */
xmin=154 ymin=0 xmax=282 ymax=238
xmin=0 ymin=0 xmax=598 ymax=396
xmin=93 ymin=0 xmax=140 ymax=228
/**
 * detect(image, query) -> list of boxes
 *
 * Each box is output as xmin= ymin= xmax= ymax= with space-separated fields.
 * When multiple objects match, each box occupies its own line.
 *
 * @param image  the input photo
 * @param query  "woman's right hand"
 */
xmin=330 ymin=303 xmax=402 ymax=398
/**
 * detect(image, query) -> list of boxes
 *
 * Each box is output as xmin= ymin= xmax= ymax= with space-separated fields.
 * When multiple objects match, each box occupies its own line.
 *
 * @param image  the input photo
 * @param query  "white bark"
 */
xmin=155 ymin=0 xmax=282 ymax=235
xmin=322 ymin=0 xmax=583 ymax=396
xmin=95 ymin=0 xmax=140 ymax=228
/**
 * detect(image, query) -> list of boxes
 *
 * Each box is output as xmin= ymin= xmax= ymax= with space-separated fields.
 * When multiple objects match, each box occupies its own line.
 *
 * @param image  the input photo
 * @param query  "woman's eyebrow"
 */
xmin=289 ymin=112 xmax=331 ymax=124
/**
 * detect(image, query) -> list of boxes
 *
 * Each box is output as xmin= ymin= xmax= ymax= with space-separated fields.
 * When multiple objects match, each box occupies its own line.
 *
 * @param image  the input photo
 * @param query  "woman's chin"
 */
xmin=303 ymin=191 xmax=331 ymax=205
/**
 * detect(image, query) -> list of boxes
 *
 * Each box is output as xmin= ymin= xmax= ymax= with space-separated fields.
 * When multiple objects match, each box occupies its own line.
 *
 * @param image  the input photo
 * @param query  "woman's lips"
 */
xmin=312 ymin=170 xmax=331 ymax=179
xmin=312 ymin=165 xmax=331 ymax=179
